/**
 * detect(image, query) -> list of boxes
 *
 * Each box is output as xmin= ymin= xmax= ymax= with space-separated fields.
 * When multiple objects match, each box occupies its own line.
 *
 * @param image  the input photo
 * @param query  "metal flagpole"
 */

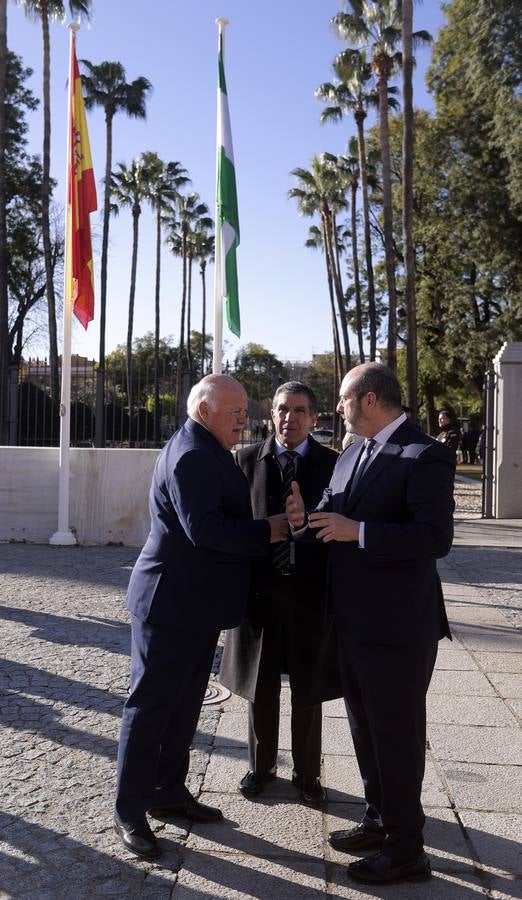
xmin=50 ymin=22 xmax=80 ymax=545
xmin=212 ymin=17 xmax=229 ymax=375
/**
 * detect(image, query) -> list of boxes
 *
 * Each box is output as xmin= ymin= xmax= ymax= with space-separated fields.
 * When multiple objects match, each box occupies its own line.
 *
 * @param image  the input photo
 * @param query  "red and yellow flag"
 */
xmin=66 ymin=32 xmax=97 ymax=329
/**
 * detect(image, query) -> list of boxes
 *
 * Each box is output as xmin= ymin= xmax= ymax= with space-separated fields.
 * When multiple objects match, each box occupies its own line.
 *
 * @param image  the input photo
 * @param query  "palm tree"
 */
xmin=305 ymin=222 xmax=343 ymax=394
xmin=80 ymin=59 xmax=151 ymax=445
xmin=110 ymin=158 xmax=148 ymax=438
xmin=193 ymin=228 xmax=214 ymax=377
xmin=140 ymin=152 xmax=189 ymax=443
xmin=0 ymin=0 xmax=8 ymax=442
xmin=402 ymin=0 xmax=417 ymax=415
xmin=166 ymin=193 xmax=212 ymax=424
xmin=316 ymin=49 xmax=379 ymax=359
xmin=332 ymin=1 xmax=430 ymax=371
xmin=289 ymin=155 xmax=351 ymax=369
xmin=18 ymin=0 xmax=91 ymax=402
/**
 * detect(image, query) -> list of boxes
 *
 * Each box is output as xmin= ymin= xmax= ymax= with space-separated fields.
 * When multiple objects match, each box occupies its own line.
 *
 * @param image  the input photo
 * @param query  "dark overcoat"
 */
xmin=219 ymin=434 xmax=342 ymax=704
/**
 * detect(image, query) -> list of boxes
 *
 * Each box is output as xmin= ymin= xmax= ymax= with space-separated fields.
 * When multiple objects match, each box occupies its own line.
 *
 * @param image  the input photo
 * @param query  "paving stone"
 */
xmin=326 ymin=867 xmax=488 ymax=899
xmin=474 ymin=653 xmax=522 ymax=674
xmin=506 ymin=699 xmax=522 ymax=719
xmin=173 ymin=852 xmax=327 ymax=899
xmin=427 ymin=695 xmax=518 ymax=727
xmin=440 ymin=762 xmax=522 ymax=812
xmin=428 ymin=725 xmax=522 ymax=764
xmin=321 ymin=717 xmax=355 ymax=756
xmin=185 ymin=792 xmax=323 ymax=858
xmin=435 ymin=649 xmax=478 ymax=671
xmin=428 ymin=670 xmax=496 ymax=697
xmin=488 ymin=673 xmax=522 ymax=700
xmin=459 ymin=812 xmax=522 ymax=876
xmin=490 ymin=875 xmax=522 ymax=899
xmin=323 ymin=753 xmax=449 ymax=808
xmin=203 ymin=747 xmax=295 ymax=797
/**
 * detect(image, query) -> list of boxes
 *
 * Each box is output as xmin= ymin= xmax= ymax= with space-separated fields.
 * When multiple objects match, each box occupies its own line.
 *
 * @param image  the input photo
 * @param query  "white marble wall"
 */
xmin=0 ymin=447 xmax=158 ymax=545
xmin=493 ymin=342 xmax=522 ymax=518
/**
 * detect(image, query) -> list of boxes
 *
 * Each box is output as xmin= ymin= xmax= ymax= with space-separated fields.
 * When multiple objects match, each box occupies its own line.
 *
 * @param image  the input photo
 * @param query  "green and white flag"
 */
xmin=216 ymin=29 xmax=240 ymax=337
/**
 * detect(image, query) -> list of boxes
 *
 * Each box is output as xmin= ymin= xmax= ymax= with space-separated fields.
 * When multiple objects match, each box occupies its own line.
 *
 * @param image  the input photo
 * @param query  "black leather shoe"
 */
xmin=114 ymin=818 xmax=161 ymax=860
xmin=329 ymin=822 xmax=386 ymax=852
xmin=239 ymin=769 xmax=277 ymax=797
xmin=148 ymin=795 xmax=223 ymax=823
xmin=348 ymin=851 xmax=432 ymax=884
xmin=291 ymin=772 xmax=327 ymax=805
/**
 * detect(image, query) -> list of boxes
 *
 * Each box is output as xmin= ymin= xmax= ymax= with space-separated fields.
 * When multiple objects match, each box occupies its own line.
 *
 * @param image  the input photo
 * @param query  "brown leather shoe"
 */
xmin=329 ymin=822 xmax=386 ymax=852
xmin=348 ymin=851 xmax=432 ymax=884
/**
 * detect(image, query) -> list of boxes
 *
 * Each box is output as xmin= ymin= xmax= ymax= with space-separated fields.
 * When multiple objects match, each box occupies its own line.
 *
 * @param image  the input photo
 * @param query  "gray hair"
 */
xmin=187 ymin=374 xmax=244 ymax=417
xmin=272 ymin=381 xmax=318 ymax=415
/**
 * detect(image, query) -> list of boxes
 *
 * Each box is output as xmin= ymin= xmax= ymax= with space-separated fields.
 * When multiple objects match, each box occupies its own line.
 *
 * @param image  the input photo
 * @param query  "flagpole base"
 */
xmin=49 ymin=530 xmax=77 ymax=546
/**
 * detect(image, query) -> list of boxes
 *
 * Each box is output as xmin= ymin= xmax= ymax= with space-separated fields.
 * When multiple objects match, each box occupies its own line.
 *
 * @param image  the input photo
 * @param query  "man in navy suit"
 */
xmin=114 ymin=374 xmax=287 ymax=860
xmin=287 ymin=363 xmax=454 ymax=885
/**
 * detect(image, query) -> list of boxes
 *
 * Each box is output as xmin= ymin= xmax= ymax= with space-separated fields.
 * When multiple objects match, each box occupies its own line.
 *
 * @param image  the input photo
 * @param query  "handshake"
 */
xmin=268 ymin=482 xmax=360 ymax=544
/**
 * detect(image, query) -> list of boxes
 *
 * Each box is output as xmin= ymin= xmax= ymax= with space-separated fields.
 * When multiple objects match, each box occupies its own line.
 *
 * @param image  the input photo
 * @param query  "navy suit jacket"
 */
xmin=126 ymin=418 xmax=270 ymax=629
xmin=316 ymin=420 xmax=455 ymax=644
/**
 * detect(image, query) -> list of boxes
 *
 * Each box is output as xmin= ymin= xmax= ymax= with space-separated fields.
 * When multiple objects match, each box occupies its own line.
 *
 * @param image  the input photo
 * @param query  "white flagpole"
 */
xmin=50 ymin=22 xmax=80 ymax=545
xmin=212 ymin=17 xmax=229 ymax=375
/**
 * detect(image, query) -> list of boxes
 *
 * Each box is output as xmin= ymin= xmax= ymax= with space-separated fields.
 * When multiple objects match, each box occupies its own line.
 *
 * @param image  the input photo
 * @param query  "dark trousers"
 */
xmin=337 ymin=633 xmax=438 ymax=861
xmin=115 ymin=615 xmax=220 ymax=823
xmin=248 ymin=577 xmax=322 ymax=779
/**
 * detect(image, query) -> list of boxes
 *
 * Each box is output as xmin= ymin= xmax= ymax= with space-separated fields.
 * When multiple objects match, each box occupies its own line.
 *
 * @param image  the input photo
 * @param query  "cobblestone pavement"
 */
xmin=0 ymin=481 xmax=520 ymax=898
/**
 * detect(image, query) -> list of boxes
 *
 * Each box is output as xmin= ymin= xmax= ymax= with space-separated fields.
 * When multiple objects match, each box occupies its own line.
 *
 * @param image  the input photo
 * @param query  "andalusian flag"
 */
xmin=66 ymin=31 xmax=97 ymax=329
xmin=216 ymin=27 xmax=240 ymax=337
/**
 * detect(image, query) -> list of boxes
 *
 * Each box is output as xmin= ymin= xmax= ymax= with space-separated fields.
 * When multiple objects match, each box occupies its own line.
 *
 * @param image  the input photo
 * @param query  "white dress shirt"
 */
xmin=358 ymin=412 xmax=407 ymax=547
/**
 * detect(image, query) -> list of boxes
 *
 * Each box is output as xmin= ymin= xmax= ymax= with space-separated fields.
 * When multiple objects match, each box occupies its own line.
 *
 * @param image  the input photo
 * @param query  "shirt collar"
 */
xmin=274 ymin=436 xmax=309 ymax=458
xmin=372 ymin=411 xmax=407 ymax=446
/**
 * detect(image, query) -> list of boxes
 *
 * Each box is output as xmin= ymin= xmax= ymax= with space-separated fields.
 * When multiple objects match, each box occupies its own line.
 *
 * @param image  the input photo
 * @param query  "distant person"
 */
xmin=261 ymin=422 xmax=268 ymax=440
xmin=114 ymin=374 xmax=287 ymax=861
xmin=220 ymin=382 xmax=340 ymax=804
xmin=462 ymin=426 xmax=480 ymax=465
xmin=436 ymin=410 xmax=460 ymax=461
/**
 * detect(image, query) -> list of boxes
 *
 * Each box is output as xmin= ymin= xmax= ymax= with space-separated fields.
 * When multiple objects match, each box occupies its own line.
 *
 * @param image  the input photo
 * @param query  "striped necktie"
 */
xmin=272 ymin=450 xmax=298 ymax=571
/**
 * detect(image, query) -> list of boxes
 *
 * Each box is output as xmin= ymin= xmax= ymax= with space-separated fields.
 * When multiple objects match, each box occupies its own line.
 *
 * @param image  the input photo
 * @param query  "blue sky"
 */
xmin=7 ymin=0 xmax=446 ymax=366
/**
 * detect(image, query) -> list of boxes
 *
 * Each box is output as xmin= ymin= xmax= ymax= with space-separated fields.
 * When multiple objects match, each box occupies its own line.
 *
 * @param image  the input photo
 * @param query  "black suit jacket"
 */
xmin=220 ymin=435 xmax=342 ymax=703
xmin=318 ymin=420 xmax=454 ymax=644
xmin=125 ymin=418 xmax=270 ymax=629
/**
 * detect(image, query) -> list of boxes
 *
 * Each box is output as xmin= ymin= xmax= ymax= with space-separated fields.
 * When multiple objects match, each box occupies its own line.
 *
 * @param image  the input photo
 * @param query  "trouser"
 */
xmin=247 ymin=577 xmax=322 ymax=779
xmin=115 ymin=615 xmax=220 ymax=822
xmin=337 ymin=633 xmax=438 ymax=861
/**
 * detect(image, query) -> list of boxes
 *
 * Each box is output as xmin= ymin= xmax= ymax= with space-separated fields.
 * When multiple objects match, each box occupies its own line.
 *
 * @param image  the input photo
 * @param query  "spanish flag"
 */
xmin=66 ymin=31 xmax=97 ymax=329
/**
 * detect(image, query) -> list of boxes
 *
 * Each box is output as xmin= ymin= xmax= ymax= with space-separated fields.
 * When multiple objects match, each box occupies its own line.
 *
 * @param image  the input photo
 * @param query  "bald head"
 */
xmin=188 ymin=374 xmax=248 ymax=449
xmin=337 ymin=363 xmax=403 ymax=438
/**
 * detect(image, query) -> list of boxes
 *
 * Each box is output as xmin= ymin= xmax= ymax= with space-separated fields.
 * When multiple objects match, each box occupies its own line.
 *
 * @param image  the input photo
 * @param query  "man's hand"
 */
xmin=286 ymin=481 xmax=305 ymax=528
xmin=308 ymin=512 xmax=359 ymax=543
xmin=268 ymin=513 xmax=289 ymax=543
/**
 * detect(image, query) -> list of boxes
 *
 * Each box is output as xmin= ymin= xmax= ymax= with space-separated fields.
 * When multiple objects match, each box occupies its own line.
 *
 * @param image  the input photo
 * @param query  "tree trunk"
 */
xmin=402 ymin=0 xmax=418 ymax=415
xmin=377 ymin=63 xmax=398 ymax=372
xmin=0 ymin=0 xmax=8 ymax=442
xmin=355 ymin=110 xmax=376 ymax=360
xmin=175 ymin=230 xmax=187 ymax=426
xmin=153 ymin=203 xmax=161 ymax=444
xmin=41 ymin=9 xmax=59 ymax=404
xmin=186 ymin=254 xmax=193 ymax=380
xmin=322 ymin=207 xmax=350 ymax=368
xmin=351 ymin=182 xmax=365 ymax=363
xmin=331 ymin=211 xmax=351 ymax=370
xmin=95 ymin=110 xmax=113 ymax=447
xmin=126 ymin=204 xmax=140 ymax=447
xmin=200 ymin=259 xmax=207 ymax=377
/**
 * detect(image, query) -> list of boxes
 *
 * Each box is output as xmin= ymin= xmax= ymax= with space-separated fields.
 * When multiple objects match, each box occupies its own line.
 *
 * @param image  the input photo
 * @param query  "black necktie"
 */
xmin=272 ymin=451 xmax=298 ymax=571
xmin=349 ymin=438 xmax=376 ymax=497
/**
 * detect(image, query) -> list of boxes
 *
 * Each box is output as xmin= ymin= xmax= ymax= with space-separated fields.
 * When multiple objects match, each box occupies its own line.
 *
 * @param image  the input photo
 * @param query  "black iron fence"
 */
xmin=7 ymin=356 xmax=271 ymax=448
